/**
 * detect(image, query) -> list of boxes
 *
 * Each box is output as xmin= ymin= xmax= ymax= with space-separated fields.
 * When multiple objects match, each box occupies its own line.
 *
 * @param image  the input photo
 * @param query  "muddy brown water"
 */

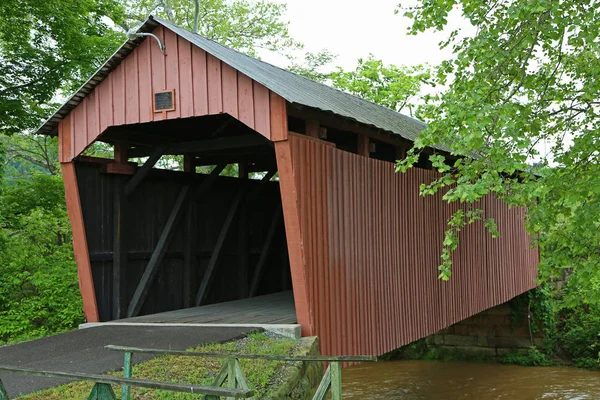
xmin=343 ymin=360 xmax=600 ymax=399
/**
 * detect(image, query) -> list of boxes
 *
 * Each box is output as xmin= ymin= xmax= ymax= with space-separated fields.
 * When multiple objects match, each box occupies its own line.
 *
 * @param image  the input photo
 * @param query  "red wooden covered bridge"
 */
xmin=37 ymin=16 xmax=538 ymax=357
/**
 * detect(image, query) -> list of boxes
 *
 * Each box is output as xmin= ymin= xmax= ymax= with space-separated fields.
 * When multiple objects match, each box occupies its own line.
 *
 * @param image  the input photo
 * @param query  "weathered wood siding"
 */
xmin=57 ymin=25 xmax=278 ymax=162
xmin=74 ymin=161 xmax=290 ymax=321
xmin=279 ymin=133 xmax=539 ymax=357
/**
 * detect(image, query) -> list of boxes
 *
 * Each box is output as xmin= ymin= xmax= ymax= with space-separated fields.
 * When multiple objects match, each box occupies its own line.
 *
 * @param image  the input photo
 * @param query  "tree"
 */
xmin=330 ymin=55 xmax=430 ymax=116
xmin=397 ymin=1 xmax=600 ymax=301
xmin=121 ymin=0 xmax=300 ymax=57
xmin=288 ymin=50 xmax=337 ymax=83
xmin=0 ymin=0 xmax=126 ymax=135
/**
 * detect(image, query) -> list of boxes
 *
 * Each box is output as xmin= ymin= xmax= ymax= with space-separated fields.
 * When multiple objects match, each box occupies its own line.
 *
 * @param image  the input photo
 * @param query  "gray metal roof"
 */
xmin=36 ymin=15 xmax=427 ymax=142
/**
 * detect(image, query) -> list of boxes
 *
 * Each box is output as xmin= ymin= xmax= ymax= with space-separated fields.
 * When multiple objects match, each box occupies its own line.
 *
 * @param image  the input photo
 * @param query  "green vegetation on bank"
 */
xmin=0 ymin=167 xmax=84 ymax=345
xmin=16 ymin=332 xmax=311 ymax=400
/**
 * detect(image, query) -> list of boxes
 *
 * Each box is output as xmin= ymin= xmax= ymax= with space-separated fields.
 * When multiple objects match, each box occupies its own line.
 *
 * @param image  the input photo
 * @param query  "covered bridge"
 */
xmin=37 ymin=15 xmax=538 ymax=357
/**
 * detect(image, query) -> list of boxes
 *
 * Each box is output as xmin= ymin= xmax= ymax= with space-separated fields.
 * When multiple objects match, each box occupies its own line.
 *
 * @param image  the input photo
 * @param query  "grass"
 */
xmin=16 ymin=332 xmax=308 ymax=400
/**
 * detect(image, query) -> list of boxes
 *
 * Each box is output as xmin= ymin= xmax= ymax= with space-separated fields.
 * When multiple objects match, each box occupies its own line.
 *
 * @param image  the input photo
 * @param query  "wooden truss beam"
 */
xmin=127 ymin=135 xmax=271 ymax=158
xmin=249 ymin=205 xmax=283 ymax=297
xmin=247 ymin=171 xmax=276 ymax=200
xmin=127 ymin=165 xmax=225 ymax=317
xmin=124 ymin=144 xmax=166 ymax=198
xmin=195 ymin=186 xmax=246 ymax=306
xmin=127 ymin=183 xmax=192 ymax=318
xmin=112 ymin=175 xmax=127 ymax=319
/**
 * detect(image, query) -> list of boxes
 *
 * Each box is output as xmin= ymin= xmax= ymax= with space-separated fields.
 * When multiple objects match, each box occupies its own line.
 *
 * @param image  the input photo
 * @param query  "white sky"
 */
xmin=265 ymin=0 xmax=472 ymax=70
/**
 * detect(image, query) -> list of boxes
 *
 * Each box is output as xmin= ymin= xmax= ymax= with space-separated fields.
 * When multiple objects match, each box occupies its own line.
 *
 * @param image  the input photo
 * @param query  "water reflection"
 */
xmin=343 ymin=360 xmax=600 ymax=399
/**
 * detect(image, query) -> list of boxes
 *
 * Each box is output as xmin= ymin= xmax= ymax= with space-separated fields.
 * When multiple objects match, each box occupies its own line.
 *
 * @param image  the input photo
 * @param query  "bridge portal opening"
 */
xmin=75 ymin=114 xmax=295 ymax=324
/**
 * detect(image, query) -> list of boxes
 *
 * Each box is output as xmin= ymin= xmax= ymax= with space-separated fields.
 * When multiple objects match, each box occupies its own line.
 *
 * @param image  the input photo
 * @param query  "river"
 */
xmin=343 ymin=360 xmax=600 ymax=399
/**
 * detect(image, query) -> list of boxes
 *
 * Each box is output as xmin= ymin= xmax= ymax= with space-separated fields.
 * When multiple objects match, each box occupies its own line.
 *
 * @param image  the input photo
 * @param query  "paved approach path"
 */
xmin=0 ymin=325 xmax=254 ymax=398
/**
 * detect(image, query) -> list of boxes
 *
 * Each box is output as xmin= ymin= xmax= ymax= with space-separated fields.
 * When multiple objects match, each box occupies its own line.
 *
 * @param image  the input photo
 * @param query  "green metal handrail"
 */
xmin=106 ymin=344 xmax=377 ymax=400
xmin=0 ymin=365 xmax=253 ymax=400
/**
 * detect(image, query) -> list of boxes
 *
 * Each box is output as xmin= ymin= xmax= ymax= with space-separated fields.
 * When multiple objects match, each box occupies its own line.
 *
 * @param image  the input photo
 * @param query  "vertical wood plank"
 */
xmin=61 ymin=162 xmax=99 ymax=322
xmin=270 ymin=92 xmax=287 ymax=141
xmin=177 ymin=36 xmax=194 ymax=118
xmin=59 ymin=116 xmax=72 ymax=163
xmin=98 ymin=76 xmax=114 ymax=134
xmin=138 ymin=37 xmax=153 ymax=123
xmin=125 ymin=50 xmax=140 ymax=124
xmin=207 ymin=55 xmax=223 ymax=114
xmin=151 ymin=26 xmax=166 ymax=121
xmin=253 ymin=82 xmax=270 ymax=139
xmin=164 ymin=28 xmax=181 ymax=119
xmin=112 ymin=63 xmax=126 ymax=126
xmin=191 ymin=46 xmax=208 ymax=116
xmin=237 ymin=73 xmax=254 ymax=129
xmin=221 ymin=63 xmax=238 ymax=118
xmin=86 ymin=91 xmax=99 ymax=146
xmin=72 ymin=101 xmax=87 ymax=160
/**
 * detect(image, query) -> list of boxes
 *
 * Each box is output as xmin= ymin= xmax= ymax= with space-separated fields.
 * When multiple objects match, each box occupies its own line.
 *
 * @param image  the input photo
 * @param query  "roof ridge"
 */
xmin=151 ymin=15 xmax=426 ymax=129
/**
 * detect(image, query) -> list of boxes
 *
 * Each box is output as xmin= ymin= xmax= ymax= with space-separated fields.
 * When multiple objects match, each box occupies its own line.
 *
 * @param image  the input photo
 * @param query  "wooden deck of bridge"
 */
xmin=115 ymin=291 xmax=296 ymax=325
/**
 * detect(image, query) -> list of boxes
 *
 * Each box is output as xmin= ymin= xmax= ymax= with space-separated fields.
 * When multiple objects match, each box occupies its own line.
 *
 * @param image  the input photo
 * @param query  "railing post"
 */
xmin=330 ymin=361 xmax=342 ymax=400
xmin=227 ymin=358 xmax=236 ymax=400
xmin=122 ymin=351 xmax=133 ymax=400
xmin=0 ymin=378 xmax=9 ymax=400
xmin=87 ymin=383 xmax=117 ymax=400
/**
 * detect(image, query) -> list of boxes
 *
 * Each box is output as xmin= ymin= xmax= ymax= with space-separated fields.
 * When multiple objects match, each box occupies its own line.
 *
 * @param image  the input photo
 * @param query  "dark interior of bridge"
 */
xmin=76 ymin=114 xmax=292 ymax=321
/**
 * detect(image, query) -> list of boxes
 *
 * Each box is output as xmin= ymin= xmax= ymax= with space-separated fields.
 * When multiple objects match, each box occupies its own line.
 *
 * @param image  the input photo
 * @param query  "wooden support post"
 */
xmin=238 ymin=160 xmax=248 ymax=179
xmin=128 ymin=165 xmax=225 ymax=317
xmin=114 ymin=141 xmax=128 ymax=164
xmin=237 ymin=160 xmax=249 ymax=297
xmin=106 ymin=141 xmax=135 ymax=175
xmin=306 ymin=120 xmax=320 ymax=138
xmin=319 ymin=126 xmax=328 ymax=139
xmin=249 ymin=205 xmax=283 ymax=297
xmin=183 ymin=154 xmax=195 ymax=173
xmin=357 ymin=134 xmax=370 ymax=157
xmin=61 ymin=162 xmax=100 ymax=322
xmin=0 ymin=378 xmax=8 ymax=400
xmin=182 ymin=198 xmax=196 ymax=308
xmin=274 ymin=141 xmax=312 ymax=337
xmin=112 ymin=175 xmax=127 ymax=320
xmin=127 ymin=183 xmax=192 ymax=317
xmin=330 ymin=362 xmax=342 ymax=400
xmin=396 ymin=146 xmax=406 ymax=160
xmin=195 ymin=187 xmax=245 ymax=306
xmin=122 ymin=351 xmax=133 ymax=400
xmin=87 ymin=383 xmax=117 ymax=400
xmin=125 ymin=144 xmax=166 ymax=198
xmin=238 ymin=203 xmax=249 ymax=298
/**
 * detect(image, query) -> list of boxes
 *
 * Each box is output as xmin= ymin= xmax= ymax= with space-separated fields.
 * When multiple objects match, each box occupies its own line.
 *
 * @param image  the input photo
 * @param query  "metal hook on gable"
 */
xmin=126 ymin=31 xmax=167 ymax=56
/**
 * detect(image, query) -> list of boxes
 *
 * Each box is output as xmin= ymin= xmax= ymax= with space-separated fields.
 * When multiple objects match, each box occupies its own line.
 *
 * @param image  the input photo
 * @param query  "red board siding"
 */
xmin=280 ymin=134 xmax=539 ymax=357
xmin=59 ymin=25 xmax=275 ymax=162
